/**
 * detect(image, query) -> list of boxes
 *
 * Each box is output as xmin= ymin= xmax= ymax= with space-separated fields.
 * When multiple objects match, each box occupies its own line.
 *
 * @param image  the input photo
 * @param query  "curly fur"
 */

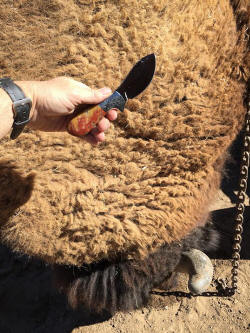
xmin=53 ymin=222 xmax=219 ymax=314
xmin=0 ymin=1 xmax=248 ymax=267
xmin=0 ymin=2 xmax=247 ymax=317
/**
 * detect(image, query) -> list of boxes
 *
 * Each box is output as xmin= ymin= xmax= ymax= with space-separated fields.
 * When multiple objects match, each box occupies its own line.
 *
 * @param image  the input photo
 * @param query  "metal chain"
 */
xmin=226 ymin=96 xmax=250 ymax=295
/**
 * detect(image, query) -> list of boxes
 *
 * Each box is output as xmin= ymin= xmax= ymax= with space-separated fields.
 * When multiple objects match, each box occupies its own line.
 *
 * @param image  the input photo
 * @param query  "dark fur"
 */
xmin=53 ymin=222 xmax=219 ymax=314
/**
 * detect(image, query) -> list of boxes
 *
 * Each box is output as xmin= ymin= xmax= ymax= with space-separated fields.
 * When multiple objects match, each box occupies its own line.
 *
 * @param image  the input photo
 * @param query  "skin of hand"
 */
xmin=0 ymin=77 xmax=117 ymax=144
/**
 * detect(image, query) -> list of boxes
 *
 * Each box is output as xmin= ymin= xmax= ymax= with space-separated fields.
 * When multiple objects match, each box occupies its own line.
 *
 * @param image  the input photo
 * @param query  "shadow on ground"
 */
xmin=221 ymin=130 xmax=250 ymax=202
xmin=210 ymin=206 xmax=250 ymax=259
xmin=210 ymin=130 xmax=250 ymax=260
xmin=0 ymin=245 xmax=111 ymax=333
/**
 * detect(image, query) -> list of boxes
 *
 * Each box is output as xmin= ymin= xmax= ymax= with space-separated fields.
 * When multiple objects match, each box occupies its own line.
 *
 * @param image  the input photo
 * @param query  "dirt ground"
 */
xmin=0 ymin=134 xmax=249 ymax=333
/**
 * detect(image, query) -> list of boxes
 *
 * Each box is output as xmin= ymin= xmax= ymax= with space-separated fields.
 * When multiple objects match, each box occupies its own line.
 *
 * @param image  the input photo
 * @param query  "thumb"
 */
xmin=78 ymin=85 xmax=112 ymax=104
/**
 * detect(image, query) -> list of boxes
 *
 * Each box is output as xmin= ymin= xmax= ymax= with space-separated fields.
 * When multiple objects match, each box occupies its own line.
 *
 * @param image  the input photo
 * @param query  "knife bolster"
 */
xmin=99 ymin=91 xmax=126 ymax=112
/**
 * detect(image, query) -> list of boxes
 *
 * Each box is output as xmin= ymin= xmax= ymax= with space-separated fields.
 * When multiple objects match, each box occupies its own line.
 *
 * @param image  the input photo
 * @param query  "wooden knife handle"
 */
xmin=67 ymin=105 xmax=106 ymax=137
xmin=67 ymin=91 xmax=126 ymax=137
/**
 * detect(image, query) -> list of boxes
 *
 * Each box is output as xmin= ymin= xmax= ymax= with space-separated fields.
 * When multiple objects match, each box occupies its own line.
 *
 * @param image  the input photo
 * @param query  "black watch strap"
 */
xmin=0 ymin=77 xmax=32 ymax=139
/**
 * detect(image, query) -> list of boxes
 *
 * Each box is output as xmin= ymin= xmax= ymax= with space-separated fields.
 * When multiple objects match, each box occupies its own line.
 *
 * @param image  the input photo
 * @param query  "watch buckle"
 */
xmin=13 ymin=97 xmax=32 ymax=117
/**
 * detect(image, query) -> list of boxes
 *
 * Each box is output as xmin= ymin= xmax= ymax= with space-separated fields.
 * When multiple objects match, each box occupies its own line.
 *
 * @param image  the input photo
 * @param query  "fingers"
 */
xmin=84 ymin=133 xmax=101 ymax=145
xmin=86 ymin=118 xmax=109 ymax=144
xmin=84 ymin=128 xmax=105 ymax=145
xmin=84 ymin=109 xmax=117 ymax=144
xmin=97 ymin=117 xmax=110 ymax=132
xmin=106 ymin=109 xmax=118 ymax=121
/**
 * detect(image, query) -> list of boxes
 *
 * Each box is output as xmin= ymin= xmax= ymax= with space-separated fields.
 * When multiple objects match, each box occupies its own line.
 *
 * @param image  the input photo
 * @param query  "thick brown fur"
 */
xmin=53 ymin=222 xmax=219 ymax=314
xmin=0 ymin=1 xmax=249 ymax=266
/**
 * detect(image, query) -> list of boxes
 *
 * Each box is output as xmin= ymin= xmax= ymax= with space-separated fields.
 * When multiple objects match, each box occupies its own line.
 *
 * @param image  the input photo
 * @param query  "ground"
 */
xmin=0 ymin=135 xmax=249 ymax=333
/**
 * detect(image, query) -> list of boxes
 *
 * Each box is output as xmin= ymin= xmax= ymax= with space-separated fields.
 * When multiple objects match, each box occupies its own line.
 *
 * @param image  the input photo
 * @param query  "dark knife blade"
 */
xmin=116 ymin=53 xmax=156 ymax=100
xmin=98 ymin=53 xmax=156 ymax=112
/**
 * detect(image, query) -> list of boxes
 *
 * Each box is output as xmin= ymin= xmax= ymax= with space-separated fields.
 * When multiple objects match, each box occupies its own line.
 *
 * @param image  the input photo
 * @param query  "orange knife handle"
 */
xmin=67 ymin=91 xmax=126 ymax=137
xmin=68 ymin=105 xmax=106 ymax=137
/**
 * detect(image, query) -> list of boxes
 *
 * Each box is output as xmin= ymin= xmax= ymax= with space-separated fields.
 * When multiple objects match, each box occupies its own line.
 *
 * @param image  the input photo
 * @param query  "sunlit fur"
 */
xmin=0 ymin=0 xmax=248 ymax=267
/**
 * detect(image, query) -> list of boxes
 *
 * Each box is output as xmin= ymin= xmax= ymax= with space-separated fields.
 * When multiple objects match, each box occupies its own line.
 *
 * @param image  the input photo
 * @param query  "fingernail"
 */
xmin=98 ymin=87 xmax=112 ymax=96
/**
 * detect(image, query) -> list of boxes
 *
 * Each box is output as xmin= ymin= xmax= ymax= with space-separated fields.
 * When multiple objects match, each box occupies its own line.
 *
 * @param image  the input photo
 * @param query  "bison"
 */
xmin=0 ymin=0 xmax=249 ymax=315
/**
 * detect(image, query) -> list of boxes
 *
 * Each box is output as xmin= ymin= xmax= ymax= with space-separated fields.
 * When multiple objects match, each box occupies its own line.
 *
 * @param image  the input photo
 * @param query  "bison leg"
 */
xmin=53 ymin=244 xmax=182 ymax=315
xmin=53 ymin=223 xmax=218 ymax=314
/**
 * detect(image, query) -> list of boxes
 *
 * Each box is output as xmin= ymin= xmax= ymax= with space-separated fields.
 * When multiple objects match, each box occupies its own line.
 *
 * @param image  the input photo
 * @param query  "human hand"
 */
xmin=19 ymin=77 xmax=117 ymax=144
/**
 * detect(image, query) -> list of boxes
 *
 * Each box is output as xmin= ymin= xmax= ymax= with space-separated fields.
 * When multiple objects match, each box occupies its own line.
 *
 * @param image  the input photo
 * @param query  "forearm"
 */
xmin=0 ymin=81 xmax=35 ymax=140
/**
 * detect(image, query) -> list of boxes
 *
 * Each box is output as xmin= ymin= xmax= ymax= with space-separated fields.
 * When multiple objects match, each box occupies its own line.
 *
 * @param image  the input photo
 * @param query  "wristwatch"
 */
xmin=0 ymin=77 xmax=32 ymax=139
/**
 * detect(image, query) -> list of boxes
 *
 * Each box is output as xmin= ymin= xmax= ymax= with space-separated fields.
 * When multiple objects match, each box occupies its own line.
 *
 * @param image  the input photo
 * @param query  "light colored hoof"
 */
xmin=177 ymin=249 xmax=214 ymax=294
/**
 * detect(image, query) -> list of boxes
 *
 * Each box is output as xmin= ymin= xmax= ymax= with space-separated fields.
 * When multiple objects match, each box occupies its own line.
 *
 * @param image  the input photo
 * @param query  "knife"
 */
xmin=67 ymin=53 xmax=156 ymax=137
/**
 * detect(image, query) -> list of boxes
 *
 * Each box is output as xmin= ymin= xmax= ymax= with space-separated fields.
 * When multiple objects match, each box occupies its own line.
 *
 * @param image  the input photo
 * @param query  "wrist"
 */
xmin=14 ymin=81 xmax=37 ymax=120
xmin=0 ymin=79 xmax=37 ymax=140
